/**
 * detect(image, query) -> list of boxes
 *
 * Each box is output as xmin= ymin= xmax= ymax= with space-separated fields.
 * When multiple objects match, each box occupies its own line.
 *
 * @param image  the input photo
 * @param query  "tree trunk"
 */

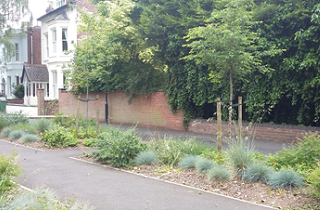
xmin=229 ymin=72 xmax=233 ymax=125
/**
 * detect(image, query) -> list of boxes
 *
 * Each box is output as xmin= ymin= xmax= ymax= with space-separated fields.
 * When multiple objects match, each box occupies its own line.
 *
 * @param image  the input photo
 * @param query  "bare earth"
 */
xmin=2 ymin=138 xmax=319 ymax=209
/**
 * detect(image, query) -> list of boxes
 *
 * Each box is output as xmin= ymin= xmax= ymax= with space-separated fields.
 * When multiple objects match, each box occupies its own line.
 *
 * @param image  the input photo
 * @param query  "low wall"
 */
xmin=6 ymin=104 xmax=38 ymax=116
xmin=44 ymin=100 xmax=59 ymax=115
xmin=108 ymin=92 xmax=184 ymax=131
xmin=58 ymin=90 xmax=106 ymax=122
xmin=7 ymin=99 xmax=24 ymax=104
xmin=188 ymin=119 xmax=320 ymax=143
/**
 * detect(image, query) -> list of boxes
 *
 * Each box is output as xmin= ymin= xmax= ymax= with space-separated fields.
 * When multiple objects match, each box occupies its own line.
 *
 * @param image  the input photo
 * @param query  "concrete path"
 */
xmin=0 ymin=140 xmax=275 ymax=210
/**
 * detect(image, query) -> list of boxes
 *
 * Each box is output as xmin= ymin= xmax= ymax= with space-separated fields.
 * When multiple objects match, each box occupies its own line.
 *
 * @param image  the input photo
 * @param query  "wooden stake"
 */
xmin=96 ymin=95 xmax=100 ymax=135
xmin=217 ymin=97 xmax=222 ymax=153
xmin=238 ymin=96 xmax=242 ymax=143
xmin=75 ymin=95 xmax=81 ymax=139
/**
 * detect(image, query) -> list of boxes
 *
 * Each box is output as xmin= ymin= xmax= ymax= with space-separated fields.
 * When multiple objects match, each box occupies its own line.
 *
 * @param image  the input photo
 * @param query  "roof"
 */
xmin=37 ymin=1 xmax=76 ymax=22
xmin=21 ymin=63 xmax=49 ymax=83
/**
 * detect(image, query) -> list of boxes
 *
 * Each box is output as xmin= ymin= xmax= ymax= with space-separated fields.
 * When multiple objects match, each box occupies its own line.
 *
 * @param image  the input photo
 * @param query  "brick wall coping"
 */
xmin=189 ymin=119 xmax=320 ymax=132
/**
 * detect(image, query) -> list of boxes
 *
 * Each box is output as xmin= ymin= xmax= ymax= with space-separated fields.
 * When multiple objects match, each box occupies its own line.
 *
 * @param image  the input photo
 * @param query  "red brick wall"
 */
xmin=7 ymin=99 xmax=24 ymax=104
xmin=58 ymin=89 xmax=106 ymax=122
xmin=108 ymin=92 xmax=184 ymax=131
xmin=188 ymin=119 xmax=320 ymax=143
xmin=27 ymin=26 xmax=42 ymax=65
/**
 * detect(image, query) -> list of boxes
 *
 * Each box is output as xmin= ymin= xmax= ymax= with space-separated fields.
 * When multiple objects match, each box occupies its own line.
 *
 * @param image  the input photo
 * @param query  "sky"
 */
xmin=28 ymin=0 xmax=48 ymax=26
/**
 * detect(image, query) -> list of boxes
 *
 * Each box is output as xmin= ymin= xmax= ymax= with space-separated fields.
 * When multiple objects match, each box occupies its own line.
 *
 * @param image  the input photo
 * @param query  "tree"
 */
xmin=0 ymin=0 xmax=29 ymax=56
xmin=184 ymin=0 xmax=282 ymax=123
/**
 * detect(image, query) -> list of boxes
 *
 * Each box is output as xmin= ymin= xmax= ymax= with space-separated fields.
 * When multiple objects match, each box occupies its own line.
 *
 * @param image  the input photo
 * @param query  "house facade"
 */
xmin=37 ymin=0 xmax=96 ymax=100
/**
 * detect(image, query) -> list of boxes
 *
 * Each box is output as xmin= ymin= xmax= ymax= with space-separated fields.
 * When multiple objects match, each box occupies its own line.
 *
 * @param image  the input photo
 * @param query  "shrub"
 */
xmin=0 ymin=151 xmax=23 ymax=196
xmin=207 ymin=165 xmax=231 ymax=181
xmin=92 ymin=127 xmax=147 ymax=168
xmin=1 ymin=127 xmax=11 ymax=137
xmin=179 ymin=155 xmax=198 ymax=170
xmin=242 ymin=163 xmax=272 ymax=183
xmin=11 ymin=123 xmax=36 ymax=134
xmin=12 ymin=84 xmax=24 ymax=99
xmin=227 ymin=140 xmax=255 ymax=174
xmin=195 ymin=158 xmax=217 ymax=173
xmin=33 ymin=118 xmax=53 ymax=133
xmin=200 ymin=149 xmax=227 ymax=164
xmin=0 ymin=112 xmax=28 ymax=131
xmin=83 ymin=138 xmax=98 ymax=147
xmin=307 ymin=164 xmax=320 ymax=198
xmin=268 ymin=169 xmax=304 ymax=189
xmin=40 ymin=126 xmax=78 ymax=148
xmin=267 ymin=133 xmax=320 ymax=173
xmin=20 ymin=134 xmax=38 ymax=143
xmin=9 ymin=130 xmax=25 ymax=140
xmin=134 ymin=151 xmax=158 ymax=166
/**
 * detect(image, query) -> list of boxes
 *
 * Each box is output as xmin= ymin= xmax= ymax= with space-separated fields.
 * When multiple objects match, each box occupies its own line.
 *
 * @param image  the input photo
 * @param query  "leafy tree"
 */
xmin=184 ymin=0 xmax=282 ymax=123
xmin=0 ymin=0 xmax=29 ymax=56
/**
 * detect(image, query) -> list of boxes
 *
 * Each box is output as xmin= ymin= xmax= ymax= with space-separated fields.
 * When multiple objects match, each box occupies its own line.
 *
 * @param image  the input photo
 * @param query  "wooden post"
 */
xmin=96 ymin=95 xmax=100 ymax=135
xmin=217 ymin=97 xmax=222 ymax=153
xmin=238 ymin=96 xmax=242 ymax=143
xmin=75 ymin=95 xmax=81 ymax=139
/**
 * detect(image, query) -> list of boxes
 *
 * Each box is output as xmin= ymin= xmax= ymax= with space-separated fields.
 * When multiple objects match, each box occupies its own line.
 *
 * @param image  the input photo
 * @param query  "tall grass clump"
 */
xmin=207 ymin=165 xmax=231 ymax=181
xmin=227 ymin=139 xmax=255 ymax=174
xmin=11 ymin=123 xmax=36 ymax=134
xmin=307 ymin=164 xmax=320 ymax=198
xmin=268 ymin=169 xmax=304 ymax=189
xmin=9 ymin=130 xmax=25 ymax=140
xmin=1 ymin=127 xmax=11 ymax=137
xmin=33 ymin=118 xmax=53 ymax=133
xmin=134 ymin=151 xmax=158 ymax=166
xmin=242 ymin=163 xmax=272 ymax=183
xmin=0 ymin=112 xmax=28 ymax=131
xmin=20 ymin=134 xmax=39 ymax=143
xmin=195 ymin=158 xmax=217 ymax=173
xmin=179 ymin=155 xmax=199 ymax=170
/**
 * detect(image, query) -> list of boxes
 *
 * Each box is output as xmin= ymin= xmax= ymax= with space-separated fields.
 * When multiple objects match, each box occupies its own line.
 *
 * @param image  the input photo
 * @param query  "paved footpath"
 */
xmin=0 ymin=140 xmax=275 ymax=210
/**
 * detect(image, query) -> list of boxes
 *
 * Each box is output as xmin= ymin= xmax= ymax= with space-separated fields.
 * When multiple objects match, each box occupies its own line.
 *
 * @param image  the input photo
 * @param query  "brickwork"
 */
xmin=58 ymin=89 xmax=106 ymax=122
xmin=27 ymin=26 xmax=42 ymax=65
xmin=37 ymin=89 xmax=45 ymax=115
xmin=44 ymin=99 xmax=59 ymax=115
xmin=188 ymin=119 xmax=320 ymax=143
xmin=7 ymin=99 xmax=24 ymax=104
xmin=108 ymin=92 xmax=184 ymax=131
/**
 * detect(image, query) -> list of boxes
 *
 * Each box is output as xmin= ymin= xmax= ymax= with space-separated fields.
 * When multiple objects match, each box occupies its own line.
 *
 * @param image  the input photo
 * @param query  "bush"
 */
xmin=11 ymin=123 xmax=36 ymax=134
xmin=179 ymin=155 xmax=198 ymax=170
xmin=92 ymin=127 xmax=147 ymax=168
xmin=1 ymin=127 xmax=11 ymax=137
xmin=83 ymin=138 xmax=98 ymax=147
xmin=242 ymin=163 xmax=272 ymax=183
xmin=0 ymin=112 xmax=28 ymax=131
xmin=0 ymin=151 xmax=23 ymax=196
xmin=267 ymin=133 xmax=320 ymax=173
xmin=268 ymin=169 xmax=304 ymax=189
xmin=20 ymin=134 xmax=38 ymax=143
xmin=207 ymin=165 xmax=231 ymax=181
xmin=195 ymin=158 xmax=217 ymax=173
xmin=33 ymin=118 xmax=53 ymax=133
xmin=200 ymin=149 xmax=226 ymax=164
xmin=227 ymin=140 xmax=255 ymax=174
xmin=134 ymin=151 xmax=158 ymax=166
xmin=40 ymin=126 xmax=78 ymax=148
xmin=9 ymin=130 xmax=25 ymax=140
xmin=307 ymin=164 xmax=320 ymax=198
xmin=12 ymin=84 xmax=24 ymax=99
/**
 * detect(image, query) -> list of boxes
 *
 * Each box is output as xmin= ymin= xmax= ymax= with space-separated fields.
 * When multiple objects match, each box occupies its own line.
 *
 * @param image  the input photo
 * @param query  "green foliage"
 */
xmin=195 ymin=158 xmax=217 ymax=173
xmin=33 ymin=119 xmax=53 ymax=134
xmin=227 ymin=140 xmax=255 ymax=174
xmin=242 ymin=163 xmax=272 ymax=183
xmin=52 ymin=114 xmax=76 ymax=128
xmin=179 ymin=155 xmax=198 ymax=170
xmin=1 ymin=127 xmax=11 ymax=137
xmin=0 ymin=112 xmax=28 ymax=131
xmin=9 ymin=130 xmax=24 ymax=140
xmin=82 ymin=138 xmax=98 ymax=147
xmin=207 ymin=165 xmax=231 ymax=181
xmin=92 ymin=127 xmax=147 ymax=167
xmin=11 ymin=123 xmax=36 ymax=134
xmin=200 ymin=149 xmax=227 ymax=164
xmin=266 ymin=133 xmax=320 ymax=173
xmin=268 ymin=169 xmax=304 ymax=189
xmin=12 ymin=84 xmax=24 ymax=99
xmin=134 ymin=151 xmax=158 ymax=166
xmin=0 ymin=150 xmax=23 ymax=196
xmin=20 ymin=134 xmax=38 ymax=143
xmin=40 ymin=126 xmax=78 ymax=148
xmin=307 ymin=164 xmax=320 ymax=198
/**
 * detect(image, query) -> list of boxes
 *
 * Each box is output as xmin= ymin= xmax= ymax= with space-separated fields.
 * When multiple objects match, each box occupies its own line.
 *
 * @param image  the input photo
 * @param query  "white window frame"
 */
xmin=56 ymin=0 xmax=66 ymax=8
xmin=52 ymin=29 xmax=57 ymax=54
xmin=15 ymin=43 xmax=19 ymax=61
xmin=52 ymin=71 xmax=57 ymax=98
xmin=62 ymin=28 xmax=68 ymax=51
xmin=45 ymin=34 xmax=49 ymax=57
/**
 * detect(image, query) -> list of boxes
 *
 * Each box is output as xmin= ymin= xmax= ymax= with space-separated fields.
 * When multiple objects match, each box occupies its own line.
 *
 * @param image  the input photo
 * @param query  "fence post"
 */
xmin=238 ymin=96 xmax=242 ymax=143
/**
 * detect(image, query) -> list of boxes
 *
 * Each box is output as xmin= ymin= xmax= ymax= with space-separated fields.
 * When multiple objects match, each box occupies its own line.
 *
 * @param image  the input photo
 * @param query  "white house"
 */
xmin=0 ymin=30 xmax=28 ymax=99
xmin=37 ymin=0 xmax=95 ymax=100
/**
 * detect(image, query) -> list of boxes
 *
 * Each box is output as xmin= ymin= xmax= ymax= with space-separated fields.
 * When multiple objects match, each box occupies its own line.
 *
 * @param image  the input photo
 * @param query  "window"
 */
xmin=15 ymin=44 xmax=19 ymax=61
xmin=62 ymin=29 xmax=68 ymax=51
xmin=52 ymin=30 xmax=56 ymax=53
xmin=52 ymin=71 xmax=57 ymax=98
xmin=16 ymin=76 xmax=19 ymax=85
xmin=7 ymin=76 xmax=11 ymax=97
xmin=45 ymin=34 xmax=49 ymax=57
xmin=56 ymin=0 xmax=66 ymax=8
xmin=2 ymin=48 xmax=5 ymax=64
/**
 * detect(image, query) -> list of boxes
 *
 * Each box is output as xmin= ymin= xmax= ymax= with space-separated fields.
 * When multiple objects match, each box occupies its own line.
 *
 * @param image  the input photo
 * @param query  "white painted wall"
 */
xmin=6 ymin=105 xmax=38 ymax=116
